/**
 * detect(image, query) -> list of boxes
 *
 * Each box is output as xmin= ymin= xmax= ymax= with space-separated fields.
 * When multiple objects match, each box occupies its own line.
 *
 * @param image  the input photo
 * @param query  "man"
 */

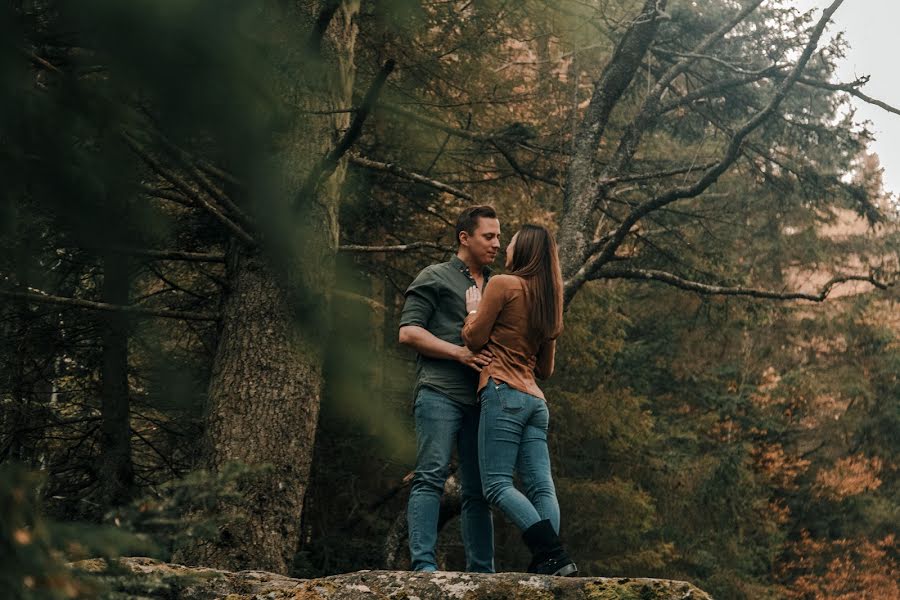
xmin=398 ymin=205 xmax=501 ymax=573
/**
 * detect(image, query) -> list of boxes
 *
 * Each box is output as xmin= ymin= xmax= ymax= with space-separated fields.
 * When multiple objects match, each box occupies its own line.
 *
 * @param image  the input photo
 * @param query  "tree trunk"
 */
xmin=178 ymin=250 xmax=323 ymax=573
xmin=97 ymin=251 xmax=135 ymax=507
xmin=172 ymin=0 xmax=361 ymax=574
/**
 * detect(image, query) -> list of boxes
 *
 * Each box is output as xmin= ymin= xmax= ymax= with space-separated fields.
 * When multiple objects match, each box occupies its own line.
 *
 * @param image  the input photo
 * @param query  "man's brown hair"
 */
xmin=455 ymin=205 xmax=497 ymax=246
xmin=508 ymin=224 xmax=564 ymax=341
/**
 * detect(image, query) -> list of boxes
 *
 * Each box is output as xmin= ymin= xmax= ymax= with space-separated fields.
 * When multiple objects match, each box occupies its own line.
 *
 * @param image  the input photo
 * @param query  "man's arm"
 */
xmin=399 ymin=325 xmax=493 ymax=372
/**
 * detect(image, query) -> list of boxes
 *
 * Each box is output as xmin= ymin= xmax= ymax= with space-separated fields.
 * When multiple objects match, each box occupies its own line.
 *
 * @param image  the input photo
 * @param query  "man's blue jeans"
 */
xmin=407 ymin=387 xmax=494 ymax=572
xmin=478 ymin=379 xmax=560 ymax=533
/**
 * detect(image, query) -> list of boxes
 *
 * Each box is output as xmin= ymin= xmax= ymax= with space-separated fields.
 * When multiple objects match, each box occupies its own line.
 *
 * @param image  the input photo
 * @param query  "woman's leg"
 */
xmin=517 ymin=400 xmax=560 ymax=532
xmin=478 ymin=381 xmax=543 ymax=532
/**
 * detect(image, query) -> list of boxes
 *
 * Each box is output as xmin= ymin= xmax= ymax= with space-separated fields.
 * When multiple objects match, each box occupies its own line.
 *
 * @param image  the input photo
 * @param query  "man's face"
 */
xmin=462 ymin=217 xmax=501 ymax=267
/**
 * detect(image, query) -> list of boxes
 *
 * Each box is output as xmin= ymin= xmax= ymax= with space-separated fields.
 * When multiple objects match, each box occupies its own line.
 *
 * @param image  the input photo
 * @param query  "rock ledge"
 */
xmin=71 ymin=556 xmax=712 ymax=600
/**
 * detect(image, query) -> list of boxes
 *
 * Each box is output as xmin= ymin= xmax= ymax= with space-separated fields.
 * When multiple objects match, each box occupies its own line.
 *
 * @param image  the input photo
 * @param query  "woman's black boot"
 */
xmin=522 ymin=519 xmax=578 ymax=576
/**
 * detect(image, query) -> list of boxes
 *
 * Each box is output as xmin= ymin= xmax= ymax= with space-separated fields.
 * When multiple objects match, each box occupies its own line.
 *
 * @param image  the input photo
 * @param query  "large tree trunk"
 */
xmin=173 ymin=0 xmax=361 ymax=574
xmin=180 ymin=251 xmax=323 ymax=573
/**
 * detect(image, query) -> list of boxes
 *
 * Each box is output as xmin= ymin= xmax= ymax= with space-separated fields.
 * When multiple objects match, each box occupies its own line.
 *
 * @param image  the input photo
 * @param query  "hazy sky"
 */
xmin=792 ymin=0 xmax=900 ymax=196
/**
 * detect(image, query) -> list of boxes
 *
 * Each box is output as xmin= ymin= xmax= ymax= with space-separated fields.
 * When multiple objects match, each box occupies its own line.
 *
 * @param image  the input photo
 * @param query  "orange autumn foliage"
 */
xmin=814 ymin=455 xmax=884 ymax=500
xmin=783 ymin=532 xmax=899 ymax=599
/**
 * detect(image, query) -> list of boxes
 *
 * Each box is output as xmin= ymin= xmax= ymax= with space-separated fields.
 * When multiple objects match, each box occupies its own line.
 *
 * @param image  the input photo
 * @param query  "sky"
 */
xmin=792 ymin=0 xmax=900 ymax=197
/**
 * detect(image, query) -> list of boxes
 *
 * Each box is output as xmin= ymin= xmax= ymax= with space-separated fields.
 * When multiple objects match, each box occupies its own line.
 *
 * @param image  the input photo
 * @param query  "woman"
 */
xmin=461 ymin=224 xmax=576 ymax=576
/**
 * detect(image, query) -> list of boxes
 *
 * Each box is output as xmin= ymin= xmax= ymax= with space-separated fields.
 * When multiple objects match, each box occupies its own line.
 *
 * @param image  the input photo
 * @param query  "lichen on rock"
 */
xmin=69 ymin=557 xmax=712 ymax=600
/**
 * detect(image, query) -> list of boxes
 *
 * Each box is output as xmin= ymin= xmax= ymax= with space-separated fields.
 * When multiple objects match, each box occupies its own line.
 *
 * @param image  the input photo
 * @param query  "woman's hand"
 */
xmin=465 ymin=285 xmax=481 ymax=314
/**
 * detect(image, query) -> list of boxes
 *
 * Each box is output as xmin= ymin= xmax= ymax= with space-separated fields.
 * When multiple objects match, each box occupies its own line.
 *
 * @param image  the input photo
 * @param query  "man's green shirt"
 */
xmin=400 ymin=255 xmax=491 ymax=406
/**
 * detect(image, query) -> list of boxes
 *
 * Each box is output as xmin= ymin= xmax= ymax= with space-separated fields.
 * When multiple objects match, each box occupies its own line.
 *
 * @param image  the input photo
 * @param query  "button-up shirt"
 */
xmin=399 ymin=255 xmax=491 ymax=406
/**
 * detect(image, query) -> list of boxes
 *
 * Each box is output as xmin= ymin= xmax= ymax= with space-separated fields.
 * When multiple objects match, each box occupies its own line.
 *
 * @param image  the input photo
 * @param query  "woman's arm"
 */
xmin=534 ymin=338 xmax=556 ymax=380
xmin=462 ymin=277 xmax=509 ymax=351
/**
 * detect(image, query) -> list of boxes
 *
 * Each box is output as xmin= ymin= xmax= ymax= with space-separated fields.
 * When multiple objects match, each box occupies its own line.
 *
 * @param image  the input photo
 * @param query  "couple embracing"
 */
xmin=398 ymin=205 xmax=576 ymax=576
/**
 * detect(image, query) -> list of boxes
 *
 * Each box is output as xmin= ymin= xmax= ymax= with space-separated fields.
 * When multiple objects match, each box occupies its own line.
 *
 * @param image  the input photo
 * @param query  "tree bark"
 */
xmin=172 ymin=0 xmax=361 ymax=574
xmin=176 ymin=250 xmax=323 ymax=573
xmin=557 ymin=0 xmax=668 ymax=282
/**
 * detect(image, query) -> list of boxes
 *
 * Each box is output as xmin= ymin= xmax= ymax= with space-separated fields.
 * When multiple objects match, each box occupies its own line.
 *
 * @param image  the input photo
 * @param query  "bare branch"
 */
xmin=151 ymin=130 xmax=253 ymax=228
xmin=338 ymin=241 xmax=452 ymax=253
xmin=195 ymin=159 xmax=244 ymax=188
xmin=602 ymin=161 xmax=720 ymax=185
xmin=140 ymin=185 xmax=195 ymax=208
xmin=123 ymin=133 xmax=256 ymax=246
xmin=88 ymin=246 xmax=225 ymax=263
xmin=24 ymin=48 xmax=61 ymax=73
xmin=126 ymin=249 xmax=225 ymax=263
xmin=592 ymin=266 xmax=892 ymax=301
xmin=600 ymin=0 xmax=768 ymax=182
xmin=0 ymin=289 xmax=219 ymax=321
xmin=348 ymin=155 xmax=474 ymax=200
xmin=795 ymin=75 xmax=900 ymax=117
xmin=131 ymin=427 xmax=180 ymax=477
xmin=652 ymin=47 xmax=768 ymax=76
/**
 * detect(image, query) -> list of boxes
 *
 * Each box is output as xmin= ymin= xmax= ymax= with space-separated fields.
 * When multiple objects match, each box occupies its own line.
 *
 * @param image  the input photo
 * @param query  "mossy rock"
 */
xmin=70 ymin=557 xmax=712 ymax=600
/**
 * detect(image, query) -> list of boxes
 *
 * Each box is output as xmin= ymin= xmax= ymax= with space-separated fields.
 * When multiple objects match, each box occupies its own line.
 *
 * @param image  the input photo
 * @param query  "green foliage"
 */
xmin=0 ymin=464 xmax=152 ymax=599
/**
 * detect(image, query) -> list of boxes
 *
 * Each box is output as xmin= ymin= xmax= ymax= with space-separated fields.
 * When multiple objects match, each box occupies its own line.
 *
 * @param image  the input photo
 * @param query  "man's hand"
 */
xmin=465 ymin=285 xmax=481 ymax=314
xmin=457 ymin=346 xmax=493 ymax=372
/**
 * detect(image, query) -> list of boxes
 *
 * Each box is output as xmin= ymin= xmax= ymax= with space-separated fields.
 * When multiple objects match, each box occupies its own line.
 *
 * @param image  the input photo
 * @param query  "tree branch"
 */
xmin=24 ymin=48 xmax=62 ymax=74
xmin=377 ymin=102 xmax=507 ymax=143
xmin=592 ymin=266 xmax=892 ymax=301
xmin=795 ymin=75 xmax=900 ymax=117
xmin=568 ymin=0 xmax=768 ymax=273
xmin=0 ymin=289 xmax=219 ymax=321
xmin=91 ymin=247 xmax=226 ymax=263
xmin=333 ymin=289 xmax=386 ymax=311
xmin=564 ymin=0 xmax=847 ymax=304
xmin=338 ymin=241 xmax=452 ymax=253
xmin=656 ymin=66 xmax=785 ymax=115
xmin=140 ymin=185 xmax=195 ymax=209
xmin=296 ymin=59 xmax=396 ymax=211
xmin=348 ymin=155 xmax=474 ymax=200
xmin=150 ymin=129 xmax=254 ymax=229
xmin=601 ymin=161 xmax=720 ymax=185
xmin=123 ymin=133 xmax=256 ymax=246
xmin=652 ymin=47 xmax=768 ymax=76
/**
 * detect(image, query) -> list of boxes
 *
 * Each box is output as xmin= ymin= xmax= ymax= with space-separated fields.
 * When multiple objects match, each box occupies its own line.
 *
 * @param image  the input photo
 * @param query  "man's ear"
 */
xmin=458 ymin=231 xmax=469 ymax=247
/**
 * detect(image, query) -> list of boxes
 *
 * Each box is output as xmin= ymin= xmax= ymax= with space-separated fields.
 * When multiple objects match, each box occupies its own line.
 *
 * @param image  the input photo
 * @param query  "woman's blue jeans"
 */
xmin=478 ymin=379 xmax=560 ymax=533
xmin=407 ymin=387 xmax=494 ymax=572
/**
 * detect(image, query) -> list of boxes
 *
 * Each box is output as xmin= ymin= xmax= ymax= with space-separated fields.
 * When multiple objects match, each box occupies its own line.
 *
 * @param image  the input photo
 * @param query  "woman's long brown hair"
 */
xmin=508 ymin=224 xmax=564 ymax=341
